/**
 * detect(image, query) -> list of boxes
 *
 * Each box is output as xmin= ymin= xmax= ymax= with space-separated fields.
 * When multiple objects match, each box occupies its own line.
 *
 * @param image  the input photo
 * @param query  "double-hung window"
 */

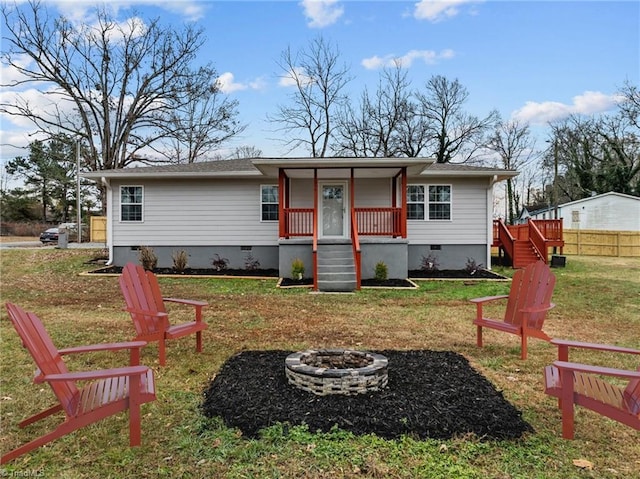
xmin=407 ymin=185 xmax=425 ymax=220
xmin=406 ymin=184 xmax=451 ymax=220
xmin=261 ymin=185 xmax=279 ymax=221
xmin=120 ymin=186 xmax=143 ymax=222
xmin=428 ymin=185 xmax=451 ymax=220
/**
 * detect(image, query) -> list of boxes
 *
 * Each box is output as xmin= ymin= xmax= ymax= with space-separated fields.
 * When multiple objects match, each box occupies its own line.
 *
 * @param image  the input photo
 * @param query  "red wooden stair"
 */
xmin=493 ymin=219 xmax=564 ymax=268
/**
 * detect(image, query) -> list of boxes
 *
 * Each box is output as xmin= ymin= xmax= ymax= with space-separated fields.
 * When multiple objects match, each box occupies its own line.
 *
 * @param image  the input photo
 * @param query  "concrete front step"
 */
xmin=316 ymin=244 xmax=356 ymax=292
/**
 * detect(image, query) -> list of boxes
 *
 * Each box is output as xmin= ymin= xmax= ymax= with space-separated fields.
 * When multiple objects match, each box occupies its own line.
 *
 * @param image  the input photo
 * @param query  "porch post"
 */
xmin=401 ymin=167 xmax=407 ymax=238
xmin=279 ymin=169 xmax=286 ymax=238
xmin=313 ymin=169 xmax=318 ymax=290
xmin=350 ymin=168 xmax=355 ymax=210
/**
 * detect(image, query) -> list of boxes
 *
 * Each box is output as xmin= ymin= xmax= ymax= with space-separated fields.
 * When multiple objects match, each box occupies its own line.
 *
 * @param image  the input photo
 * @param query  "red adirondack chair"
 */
xmin=470 ymin=260 xmax=556 ymax=359
xmin=544 ymin=339 xmax=640 ymax=439
xmin=119 ymin=262 xmax=208 ymax=366
xmin=2 ymin=303 xmax=156 ymax=464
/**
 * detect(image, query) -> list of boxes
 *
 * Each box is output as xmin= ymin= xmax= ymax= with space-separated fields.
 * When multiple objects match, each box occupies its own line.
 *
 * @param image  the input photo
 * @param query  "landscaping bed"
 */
xmin=201 ymin=349 xmax=533 ymax=441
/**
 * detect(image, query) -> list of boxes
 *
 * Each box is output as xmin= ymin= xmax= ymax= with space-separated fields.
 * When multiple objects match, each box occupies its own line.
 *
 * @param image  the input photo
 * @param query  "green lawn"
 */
xmin=1 ymin=249 xmax=638 ymax=478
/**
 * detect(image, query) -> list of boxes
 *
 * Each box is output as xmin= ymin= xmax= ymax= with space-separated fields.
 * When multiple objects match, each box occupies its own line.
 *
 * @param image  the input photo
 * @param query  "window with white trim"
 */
xmin=261 ymin=185 xmax=279 ymax=221
xmin=428 ymin=185 xmax=451 ymax=220
xmin=406 ymin=184 xmax=451 ymax=220
xmin=406 ymin=185 xmax=425 ymax=220
xmin=120 ymin=186 xmax=143 ymax=222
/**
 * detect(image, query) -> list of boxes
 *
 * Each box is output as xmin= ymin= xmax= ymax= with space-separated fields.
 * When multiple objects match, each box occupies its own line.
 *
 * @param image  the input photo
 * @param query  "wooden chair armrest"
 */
xmin=553 ymin=361 xmax=640 ymax=380
xmin=520 ymin=302 xmax=555 ymax=314
xmin=469 ymin=295 xmax=509 ymax=304
xmin=58 ymin=341 xmax=148 ymax=355
xmin=163 ymin=298 xmax=208 ymax=308
xmin=43 ymin=365 xmax=150 ymax=382
xmin=550 ymin=339 xmax=640 ymax=356
xmin=124 ymin=307 xmax=169 ymax=319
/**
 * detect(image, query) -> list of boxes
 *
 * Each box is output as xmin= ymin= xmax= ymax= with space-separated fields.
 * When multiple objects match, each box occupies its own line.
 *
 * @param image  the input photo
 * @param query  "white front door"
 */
xmin=320 ymin=182 xmax=348 ymax=238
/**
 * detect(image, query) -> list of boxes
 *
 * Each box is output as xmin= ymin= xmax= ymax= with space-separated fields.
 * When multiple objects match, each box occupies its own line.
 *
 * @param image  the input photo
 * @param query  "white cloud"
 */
xmin=414 ymin=0 xmax=481 ymax=23
xmin=278 ymin=67 xmax=314 ymax=87
xmin=512 ymin=91 xmax=623 ymax=125
xmin=300 ymin=0 xmax=344 ymax=28
xmin=361 ymin=49 xmax=455 ymax=70
xmin=217 ymin=72 xmax=266 ymax=94
xmin=52 ymin=1 xmax=207 ymax=22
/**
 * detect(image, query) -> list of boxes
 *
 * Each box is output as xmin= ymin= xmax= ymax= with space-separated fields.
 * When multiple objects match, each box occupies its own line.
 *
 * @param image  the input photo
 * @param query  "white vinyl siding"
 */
xmin=406 ymin=178 xmax=489 ymax=244
xmin=111 ymin=179 xmax=279 ymax=246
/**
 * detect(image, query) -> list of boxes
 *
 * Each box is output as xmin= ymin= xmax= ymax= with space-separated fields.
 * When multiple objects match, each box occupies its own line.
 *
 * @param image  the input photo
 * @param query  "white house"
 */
xmin=527 ymin=192 xmax=640 ymax=232
xmin=83 ymin=157 xmax=517 ymax=291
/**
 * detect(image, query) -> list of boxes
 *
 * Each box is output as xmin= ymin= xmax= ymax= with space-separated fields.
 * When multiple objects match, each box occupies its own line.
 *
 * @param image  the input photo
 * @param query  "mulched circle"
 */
xmin=201 ymin=350 xmax=533 ymax=441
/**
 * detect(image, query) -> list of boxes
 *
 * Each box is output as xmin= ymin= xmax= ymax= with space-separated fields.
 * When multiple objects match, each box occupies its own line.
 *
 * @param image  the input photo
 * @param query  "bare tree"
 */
xmin=486 ymin=119 xmax=538 ymax=223
xmin=1 ymin=2 xmax=242 ymax=179
xmin=416 ymin=75 xmax=499 ymax=163
xmin=151 ymin=66 xmax=246 ymax=164
xmin=229 ymin=146 xmax=263 ymax=159
xmin=549 ymin=109 xmax=640 ymax=201
xmin=333 ymin=62 xmax=427 ymax=157
xmin=269 ymin=36 xmax=351 ymax=157
xmin=618 ymin=80 xmax=640 ymax=130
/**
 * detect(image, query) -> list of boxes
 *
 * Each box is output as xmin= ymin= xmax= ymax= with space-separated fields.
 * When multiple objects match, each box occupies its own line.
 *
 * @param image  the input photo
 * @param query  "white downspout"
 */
xmin=101 ymin=177 xmax=114 ymax=265
xmin=486 ymin=175 xmax=498 ymax=270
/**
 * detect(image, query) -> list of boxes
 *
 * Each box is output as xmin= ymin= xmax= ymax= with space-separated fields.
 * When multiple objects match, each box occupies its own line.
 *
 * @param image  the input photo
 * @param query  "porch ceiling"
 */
xmin=251 ymin=158 xmax=434 ymax=178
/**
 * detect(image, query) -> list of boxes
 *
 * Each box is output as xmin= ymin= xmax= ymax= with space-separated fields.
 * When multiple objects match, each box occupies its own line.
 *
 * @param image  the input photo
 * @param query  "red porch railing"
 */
xmin=283 ymin=208 xmax=314 ymax=237
xmin=354 ymin=208 xmax=402 ymax=236
xmin=282 ymin=207 xmax=403 ymax=238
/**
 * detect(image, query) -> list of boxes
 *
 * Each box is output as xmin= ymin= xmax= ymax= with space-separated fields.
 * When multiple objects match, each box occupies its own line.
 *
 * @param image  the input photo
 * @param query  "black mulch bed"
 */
xmin=409 ymin=269 xmax=507 ymax=280
xmin=87 ymin=266 xmax=280 ymax=277
xmin=201 ymin=350 xmax=533 ymax=441
xmin=88 ymin=266 xmax=506 ymax=287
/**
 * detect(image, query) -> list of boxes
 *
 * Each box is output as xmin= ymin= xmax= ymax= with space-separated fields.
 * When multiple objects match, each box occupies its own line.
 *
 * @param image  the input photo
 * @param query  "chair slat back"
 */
xmin=503 ymin=261 xmax=556 ymax=329
xmin=119 ymin=263 xmax=169 ymax=336
xmin=623 ymin=367 xmax=640 ymax=416
xmin=5 ymin=303 xmax=79 ymax=414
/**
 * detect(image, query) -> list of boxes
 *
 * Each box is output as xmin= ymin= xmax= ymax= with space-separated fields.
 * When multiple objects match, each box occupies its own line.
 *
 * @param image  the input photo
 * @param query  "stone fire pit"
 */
xmin=285 ymin=349 xmax=388 ymax=396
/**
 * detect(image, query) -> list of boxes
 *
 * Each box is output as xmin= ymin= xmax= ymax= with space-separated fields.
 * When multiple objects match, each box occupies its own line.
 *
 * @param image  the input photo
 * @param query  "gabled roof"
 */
xmin=557 ymin=191 xmax=640 ymax=208
xmin=82 ymin=157 xmax=518 ymax=181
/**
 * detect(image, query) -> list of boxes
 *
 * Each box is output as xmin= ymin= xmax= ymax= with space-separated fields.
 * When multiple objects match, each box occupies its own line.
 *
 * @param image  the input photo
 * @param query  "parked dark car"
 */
xmin=39 ymin=228 xmax=59 ymax=243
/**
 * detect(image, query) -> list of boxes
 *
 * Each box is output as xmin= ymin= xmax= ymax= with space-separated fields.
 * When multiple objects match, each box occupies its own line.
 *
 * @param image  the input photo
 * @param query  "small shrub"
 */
xmin=212 ymin=253 xmax=229 ymax=271
xmin=465 ymin=257 xmax=484 ymax=275
xmin=138 ymin=246 xmax=158 ymax=271
xmin=420 ymin=253 xmax=439 ymax=272
xmin=374 ymin=261 xmax=388 ymax=281
xmin=291 ymin=258 xmax=305 ymax=280
xmin=244 ymin=253 xmax=260 ymax=271
xmin=172 ymin=250 xmax=188 ymax=272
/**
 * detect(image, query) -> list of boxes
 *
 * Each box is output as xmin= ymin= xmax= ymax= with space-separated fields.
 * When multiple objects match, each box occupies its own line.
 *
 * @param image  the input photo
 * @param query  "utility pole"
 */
xmin=76 ymin=138 xmax=81 ymax=243
xmin=553 ymin=139 xmax=558 ymax=220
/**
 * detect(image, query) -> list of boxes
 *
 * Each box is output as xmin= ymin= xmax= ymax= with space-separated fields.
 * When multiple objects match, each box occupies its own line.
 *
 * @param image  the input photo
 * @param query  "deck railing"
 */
xmin=354 ymin=208 xmax=402 ymax=237
xmin=528 ymin=220 xmax=547 ymax=261
xmin=282 ymin=207 xmax=402 ymax=238
xmin=283 ymin=208 xmax=314 ymax=237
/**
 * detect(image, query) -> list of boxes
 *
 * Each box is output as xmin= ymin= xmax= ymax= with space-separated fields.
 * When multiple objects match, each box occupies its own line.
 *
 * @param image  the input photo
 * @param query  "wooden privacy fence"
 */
xmin=562 ymin=229 xmax=640 ymax=257
xmin=90 ymin=216 xmax=107 ymax=243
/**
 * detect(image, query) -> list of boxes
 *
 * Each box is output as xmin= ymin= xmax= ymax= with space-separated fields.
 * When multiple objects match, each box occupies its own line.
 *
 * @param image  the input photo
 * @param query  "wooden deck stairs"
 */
xmin=494 ymin=219 xmax=564 ymax=268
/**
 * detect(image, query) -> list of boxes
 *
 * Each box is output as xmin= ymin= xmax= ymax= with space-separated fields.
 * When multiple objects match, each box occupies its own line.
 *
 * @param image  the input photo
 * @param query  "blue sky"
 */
xmin=1 ymin=0 xmax=638 ymax=161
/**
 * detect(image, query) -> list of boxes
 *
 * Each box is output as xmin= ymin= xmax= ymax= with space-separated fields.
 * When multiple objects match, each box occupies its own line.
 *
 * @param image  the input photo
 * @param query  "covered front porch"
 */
xmin=252 ymin=158 xmax=433 ymax=291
